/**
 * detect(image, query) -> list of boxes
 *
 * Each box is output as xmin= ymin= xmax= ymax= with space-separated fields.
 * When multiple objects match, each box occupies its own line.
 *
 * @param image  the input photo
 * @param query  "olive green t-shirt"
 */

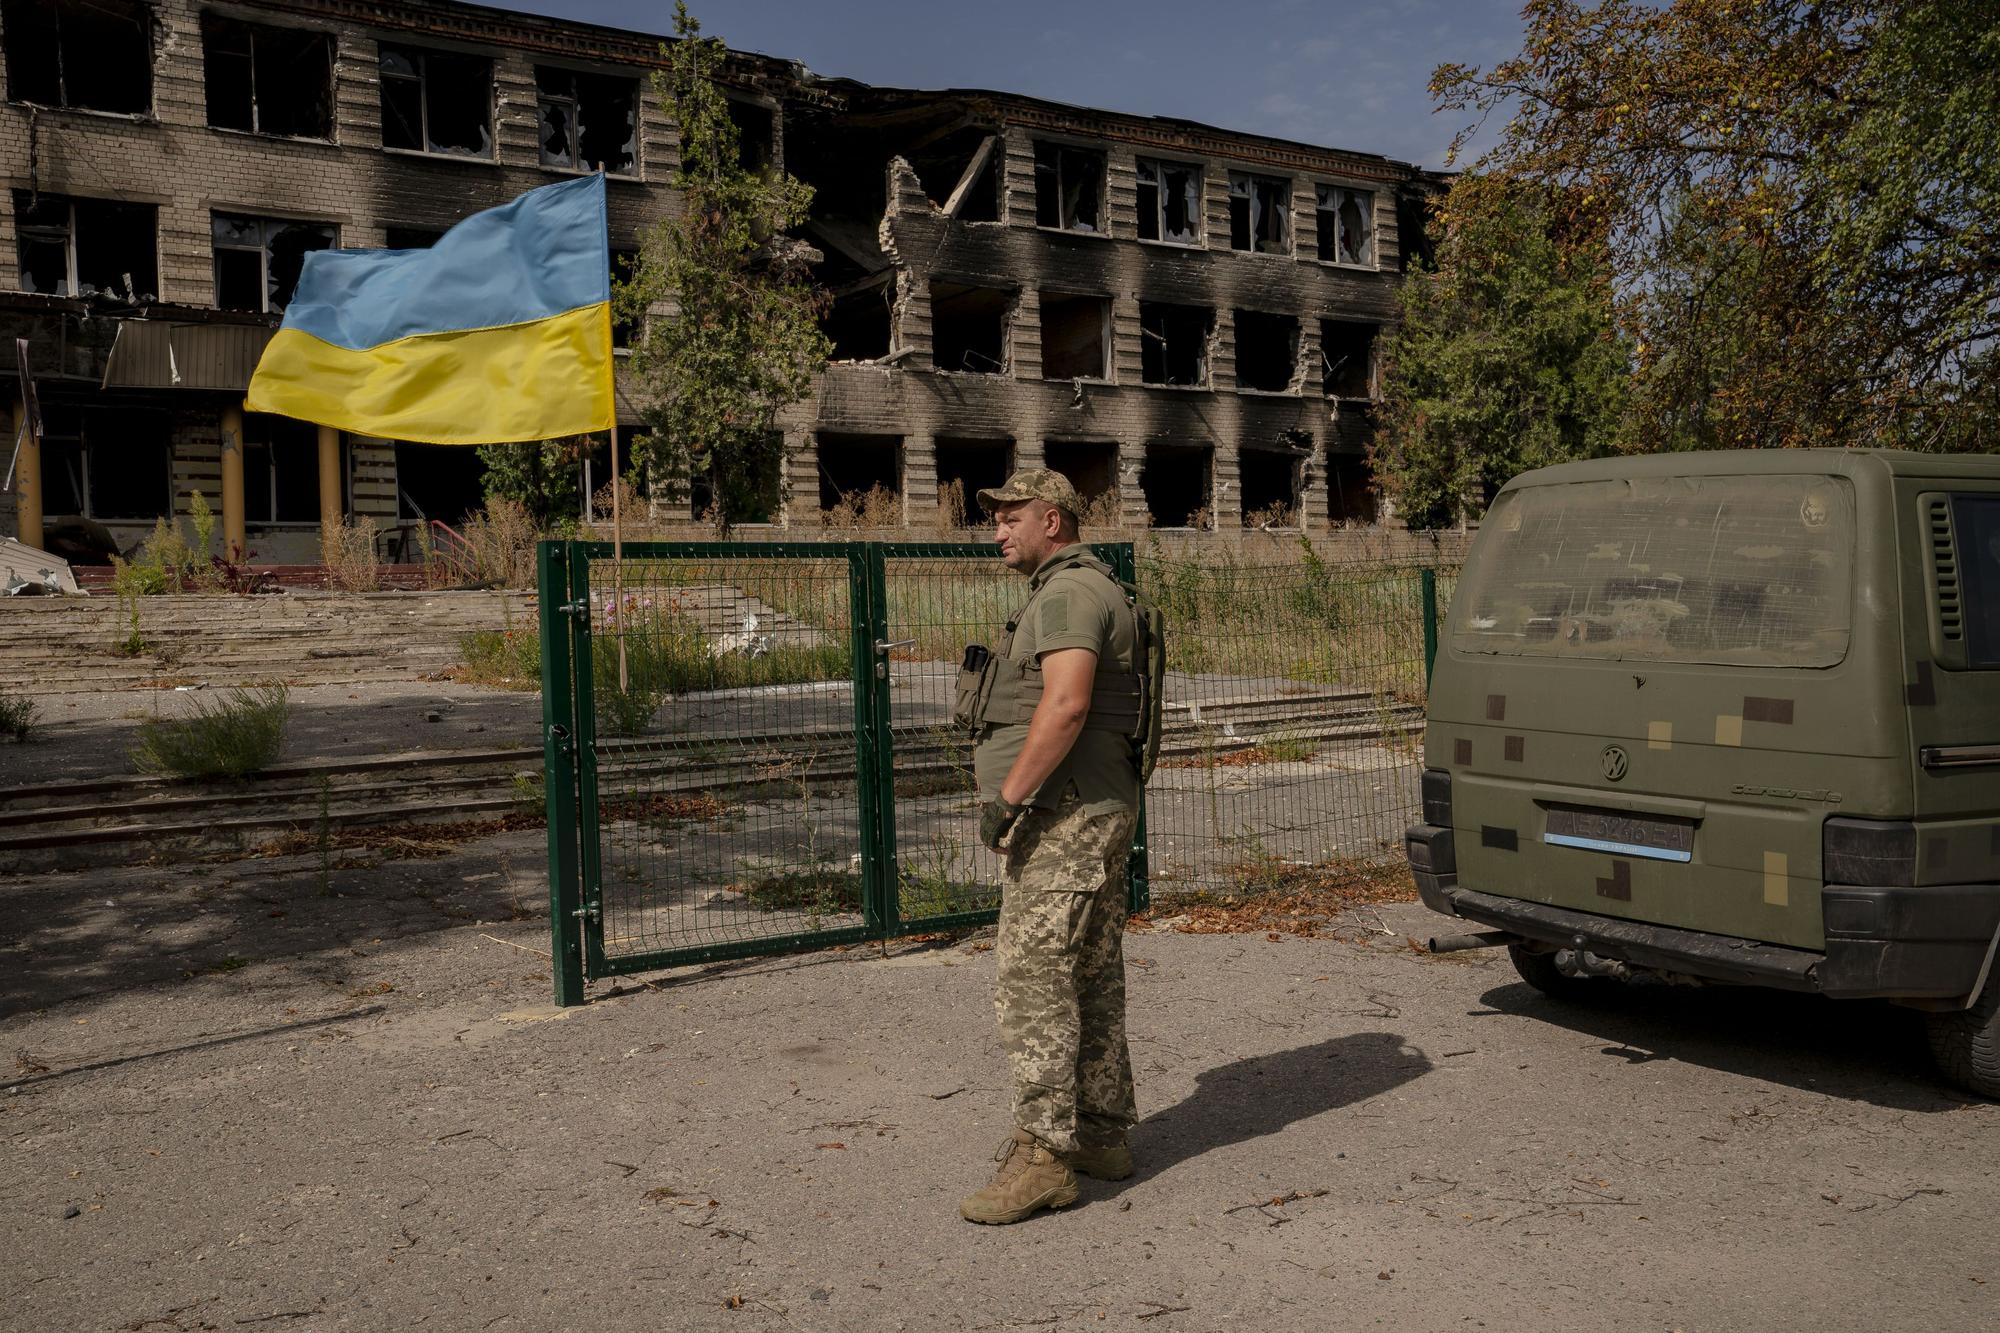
xmin=973 ymin=547 xmax=1143 ymax=816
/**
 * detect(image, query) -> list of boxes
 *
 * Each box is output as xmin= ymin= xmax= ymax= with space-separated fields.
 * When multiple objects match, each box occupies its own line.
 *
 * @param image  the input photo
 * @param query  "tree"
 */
xmin=1433 ymin=0 xmax=2000 ymax=453
xmin=477 ymin=436 xmax=585 ymax=530
xmin=615 ymin=2 xmax=830 ymax=532
xmin=1374 ymin=176 xmax=1630 ymax=527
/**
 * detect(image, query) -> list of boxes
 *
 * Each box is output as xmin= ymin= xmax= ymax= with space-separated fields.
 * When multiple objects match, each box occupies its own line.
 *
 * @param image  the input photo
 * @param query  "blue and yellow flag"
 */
xmin=245 ymin=174 xmax=614 ymax=444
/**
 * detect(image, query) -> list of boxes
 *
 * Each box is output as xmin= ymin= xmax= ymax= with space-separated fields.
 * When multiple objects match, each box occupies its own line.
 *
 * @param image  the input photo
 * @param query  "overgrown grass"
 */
xmin=0 ymin=689 xmax=38 ymax=742
xmin=132 ymin=684 xmax=289 ymax=779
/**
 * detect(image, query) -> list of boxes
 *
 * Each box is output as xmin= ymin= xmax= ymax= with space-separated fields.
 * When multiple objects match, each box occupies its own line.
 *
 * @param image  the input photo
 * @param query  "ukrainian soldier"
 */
xmin=954 ymin=469 xmax=1157 ymax=1225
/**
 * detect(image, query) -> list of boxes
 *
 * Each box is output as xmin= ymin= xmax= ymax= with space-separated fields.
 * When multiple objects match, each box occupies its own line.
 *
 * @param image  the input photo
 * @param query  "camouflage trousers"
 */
xmin=995 ymin=793 xmax=1139 ymax=1157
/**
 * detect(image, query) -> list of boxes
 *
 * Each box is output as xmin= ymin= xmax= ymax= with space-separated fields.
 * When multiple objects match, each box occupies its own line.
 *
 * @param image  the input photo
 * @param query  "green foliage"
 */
xmin=132 ymin=684 xmax=289 ymax=779
xmin=616 ymin=2 xmax=830 ymax=532
xmin=1374 ymin=179 xmax=1630 ymax=527
xmin=0 ymin=688 xmax=38 ymax=742
xmin=457 ymin=627 xmax=542 ymax=689
xmin=1434 ymin=0 xmax=2000 ymax=453
xmin=475 ymin=438 xmax=585 ymax=531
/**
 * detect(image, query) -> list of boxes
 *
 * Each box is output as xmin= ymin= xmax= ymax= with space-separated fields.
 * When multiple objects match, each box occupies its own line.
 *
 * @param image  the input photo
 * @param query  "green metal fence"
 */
xmin=541 ymin=539 xmax=1452 ymax=1005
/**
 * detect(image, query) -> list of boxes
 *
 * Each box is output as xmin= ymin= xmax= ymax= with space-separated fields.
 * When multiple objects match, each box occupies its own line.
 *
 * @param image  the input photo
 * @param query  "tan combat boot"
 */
xmin=959 ymin=1128 xmax=1079 ymax=1225
xmin=1065 ymin=1141 xmax=1133 ymax=1181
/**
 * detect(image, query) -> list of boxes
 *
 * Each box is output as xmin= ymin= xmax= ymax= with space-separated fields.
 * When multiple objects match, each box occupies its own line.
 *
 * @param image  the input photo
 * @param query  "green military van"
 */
xmin=1405 ymin=449 xmax=2000 ymax=1097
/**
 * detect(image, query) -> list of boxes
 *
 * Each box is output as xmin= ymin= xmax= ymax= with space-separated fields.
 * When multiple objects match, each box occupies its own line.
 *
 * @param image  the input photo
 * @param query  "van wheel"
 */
xmin=1924 ymin=975 xmax=2000 ymax=1100
xmin=1507 ymin=943 xmax=1599 ymax=1000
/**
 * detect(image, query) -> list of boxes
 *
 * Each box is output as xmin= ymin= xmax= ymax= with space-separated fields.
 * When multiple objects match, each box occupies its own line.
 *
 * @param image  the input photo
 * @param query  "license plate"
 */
xmin=1543 ymin=804 xmax=1695 ymax=863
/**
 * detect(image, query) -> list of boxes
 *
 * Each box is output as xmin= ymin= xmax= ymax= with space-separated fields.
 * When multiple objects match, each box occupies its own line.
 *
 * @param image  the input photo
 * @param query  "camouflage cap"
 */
xmin=976 ymin=467 xmax=1081 ymax=516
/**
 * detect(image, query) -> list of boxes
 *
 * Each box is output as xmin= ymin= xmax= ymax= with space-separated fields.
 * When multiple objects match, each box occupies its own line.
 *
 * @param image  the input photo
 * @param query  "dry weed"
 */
xmin=321 ymin=515 xmax=381 ymax=591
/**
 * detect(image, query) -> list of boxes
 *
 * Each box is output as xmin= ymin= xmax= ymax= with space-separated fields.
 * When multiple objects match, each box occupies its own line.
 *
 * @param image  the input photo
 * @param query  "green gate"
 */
xmin=538 ymin=539 xmax=1147 ymax=1006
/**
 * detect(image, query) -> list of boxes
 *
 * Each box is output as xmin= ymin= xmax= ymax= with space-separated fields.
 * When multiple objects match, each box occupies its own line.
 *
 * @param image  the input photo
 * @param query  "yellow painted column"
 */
xmin=317 ymin=425 xmax=342 ymax=529
xmin=11 ymin=397 xmax=42 ymax=552
xmin=220 ymin=405 xmax=245 ymax=561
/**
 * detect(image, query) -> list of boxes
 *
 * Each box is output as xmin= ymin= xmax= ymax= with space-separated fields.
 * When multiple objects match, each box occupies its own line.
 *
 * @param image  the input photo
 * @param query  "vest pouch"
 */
xmin=952 ymin=644 xmax=994 ymax=731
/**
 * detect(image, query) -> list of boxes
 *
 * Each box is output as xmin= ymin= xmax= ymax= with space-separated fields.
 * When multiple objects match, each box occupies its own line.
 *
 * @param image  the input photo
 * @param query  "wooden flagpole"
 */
xmin=610 ymin=419 xmax=628 ymax=691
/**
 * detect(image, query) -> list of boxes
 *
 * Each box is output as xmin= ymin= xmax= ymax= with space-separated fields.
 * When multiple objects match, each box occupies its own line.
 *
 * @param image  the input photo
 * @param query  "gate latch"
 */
xmin=548 ymin=722 xmax=572 ymax=757
xmin=874 ymin=638 xmax=915 ymax=679
xmin=559 ymin=600 xmax=591 ymax=618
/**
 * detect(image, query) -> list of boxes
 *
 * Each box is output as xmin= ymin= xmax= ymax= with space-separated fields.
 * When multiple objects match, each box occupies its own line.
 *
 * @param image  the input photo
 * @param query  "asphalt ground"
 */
xmin=3 ymin=828 xmax=1995 ymax=1332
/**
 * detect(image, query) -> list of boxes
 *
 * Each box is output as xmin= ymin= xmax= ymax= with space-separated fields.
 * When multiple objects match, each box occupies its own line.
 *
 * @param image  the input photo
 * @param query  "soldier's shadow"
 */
xmin=1120 ymin=1031 xmax=1432 ymax=1185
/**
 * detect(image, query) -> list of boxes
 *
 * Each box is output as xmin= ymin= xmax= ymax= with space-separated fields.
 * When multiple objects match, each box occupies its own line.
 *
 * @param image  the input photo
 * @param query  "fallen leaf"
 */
xmin=817 ymin=1142 xmax=846 ymax=1151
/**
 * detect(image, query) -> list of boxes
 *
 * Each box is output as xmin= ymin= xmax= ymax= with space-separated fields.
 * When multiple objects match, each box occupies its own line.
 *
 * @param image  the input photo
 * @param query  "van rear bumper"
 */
xmin=1405 ymin=823 xmax=2000 ymax=1002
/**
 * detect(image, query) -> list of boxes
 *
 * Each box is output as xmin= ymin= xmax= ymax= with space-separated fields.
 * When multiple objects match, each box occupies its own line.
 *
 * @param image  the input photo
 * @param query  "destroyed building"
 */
xmin=0 ymin=0 xmax=1439 ymax=566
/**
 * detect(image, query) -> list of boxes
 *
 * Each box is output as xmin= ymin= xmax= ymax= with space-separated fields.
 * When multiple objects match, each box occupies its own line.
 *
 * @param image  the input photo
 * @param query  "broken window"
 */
xmin=934 ymin=437 xmax=1012 ymax=525
xmin=1396 ymin=187 xmax=1434 ymax=272
xmin=1228 ymin=172 xmax=1292 ymax=254
xmin=37 ymin=403 xmax=170 ymax=520
xmin=1136 ymin=158 xmax=1201 ymax=245
xmin=244 ymin=413 xmax=333 ymax=524
xmin=1033 ymin=142 xmax=1105 ymax=234
xmin=383 ymin=225 xmax=444 ymax=250
xmin=212 ymin=213 xmax=336 ymax=312
xmin=396 ymin=442 xmax=487 ymax=525
xmin=203 ymin=15 xmax=333 ymax=139
xmin=1316 ymin=185 xmax=1373 ymax=265
xmin=535 ymin=66 xmax=637 ymax=174
xmin=1043 ymin=440 xmax=1118 ymax=510
xmin=1327 ymin=414 xmax=1378 ymax=523
xmin=2 ymin=0 xmax=150 ymax=114
xmin=1233 ymin=310 xmax=1299 ymax=393
xmin=379 ymin=44 xmax=492 ymax=157
xmin=1039 ymin=291 xmax=1109 ymax=381
xmin=1320 ymin=320 xmax=1377 ymax=398
xmin=1140 ymin=442 xmax=1214 ymax=529
xmin=1139 ymin=301 xmax=1213 ymax=387
xmin=823 ymin=277 xmax=893 ymax=362
xmin=1239 ymin=444 xmax=1304 ymax=528
xmin=930 ymin=281 xmax=1009 ymax=374
xmin=727 ymin=99 xmax=774 ymax=174
xmin=12 ymin=190 xmax=157 ymax=300
xmin=817 ymin=433 xmax=903 ymax=520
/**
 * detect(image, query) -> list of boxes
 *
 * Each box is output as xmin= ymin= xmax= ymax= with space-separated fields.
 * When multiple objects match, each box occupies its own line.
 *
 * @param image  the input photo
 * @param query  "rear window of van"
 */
xmin=1454 ymin=474 xmax=1854 ymax=667
xmin=1958 ymin=495 xmax=2000 ymax=669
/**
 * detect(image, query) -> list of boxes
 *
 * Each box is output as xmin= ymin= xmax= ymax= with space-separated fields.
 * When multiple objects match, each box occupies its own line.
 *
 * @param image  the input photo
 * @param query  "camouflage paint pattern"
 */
xmin=1428 ymin=449 xmax=2000 ymax=951
xmin=994 ymin=792 xmax=1138 ymax=1155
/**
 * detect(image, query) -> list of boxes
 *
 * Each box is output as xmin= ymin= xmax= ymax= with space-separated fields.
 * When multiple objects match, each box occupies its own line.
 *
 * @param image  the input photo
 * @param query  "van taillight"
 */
xmin=1822 ymin=818 xmax=1915 ymax=887
xmin=1422 ymin=769 xmax=1452 ymax=827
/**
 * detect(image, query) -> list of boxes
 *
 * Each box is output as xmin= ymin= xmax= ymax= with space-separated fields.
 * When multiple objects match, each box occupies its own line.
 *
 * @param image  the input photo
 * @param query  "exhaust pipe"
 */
xmin=1426 ymin=930 xmax=1515 ymax=954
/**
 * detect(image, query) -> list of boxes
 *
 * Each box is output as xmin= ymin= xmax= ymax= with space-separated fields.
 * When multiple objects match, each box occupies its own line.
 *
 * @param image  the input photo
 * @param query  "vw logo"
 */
xmin=1600 ymin=745 xmax=1630 ymax=782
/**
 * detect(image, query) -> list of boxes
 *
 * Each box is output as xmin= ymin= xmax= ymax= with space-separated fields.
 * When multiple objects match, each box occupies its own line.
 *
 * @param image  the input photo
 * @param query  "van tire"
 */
xmin=1507 ymin=943 xmax=1599 ymax=1000
xmin=1924 ymin=975 xmax=2000 ymax=1100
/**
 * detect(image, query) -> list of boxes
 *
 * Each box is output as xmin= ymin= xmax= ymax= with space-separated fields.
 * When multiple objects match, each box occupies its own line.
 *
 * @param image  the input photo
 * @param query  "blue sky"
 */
xmin=501 ymin=1 xmax=1529 ymax=168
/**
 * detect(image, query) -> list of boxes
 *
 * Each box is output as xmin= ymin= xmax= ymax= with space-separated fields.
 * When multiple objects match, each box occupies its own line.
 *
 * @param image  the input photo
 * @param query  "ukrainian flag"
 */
xmin=245 ymin=174 xmax=615 ymax=444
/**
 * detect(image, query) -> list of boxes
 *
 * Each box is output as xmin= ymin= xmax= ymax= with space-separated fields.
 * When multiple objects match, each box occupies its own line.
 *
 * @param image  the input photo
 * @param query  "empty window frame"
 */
xmin=929 ymin=281 xmax=1010 ymax=374
xmin=687 ymin=433 xmax=783 ymax=524
xmin=1326 ymin=448 xmax=1377 ymax=524
xmin=244 ymin=412 xmax=336 ymax=524
xmin=609 ymin=248 xmax=641 ymax=348
xmin=1139 ymin=301 xmax=1213 ymax=387
xmin=1040 ymin=291 xmax=1110 ymax=381
xmin=1140 ymin=442 xmax=1214 ymax=529
xmin=727 ymin=99 xmax=774 ymax=174
xmin=1228 ymin=172 xmax=1292 ymax=254
xmin=2 ymin=0 xmax=150 ymax=114
xmin=535 ymin=66 xmax=637 ymax=174
xmin=203 ymin=15 xmax=333 ymax=139
xmin=1136 ymin=158 xmax=1201 ymax=245
xmin=1233 ymin=310 xmax=1299 ymax=393
xmin=396 ymin=441 xmax=487 ymax=525
xmin=1033 ymin=142 xmax=1105 ymax=234
xmin=383 ymin=225 xmax=445 ymax=250
xmin=379 ymin=44 xmax=492 ymax=157
xmin=12 ymin=191 xmax=158 ymax=299
xmin=823 ymin=278 xmax=893 ymax=362
xmin=1239 ymin=445 xmax=1303 ymax=527
xmin=816 ymin=433 xmax=903 ymax=513
xmin=1316 ymin=185 xmax=1373 ymax=266
xmin=37 ymin=402 xmax=171 ymax=521
xmin=212 ymin=213 xmax=336 ymax=312
xmin=1043 ymin=440 xmax=1119 ymax=507
xmin=1320 ymin=319 xmax=1377 ymax=398
xmin=934 ymin=437 xmax=1012 ymax=524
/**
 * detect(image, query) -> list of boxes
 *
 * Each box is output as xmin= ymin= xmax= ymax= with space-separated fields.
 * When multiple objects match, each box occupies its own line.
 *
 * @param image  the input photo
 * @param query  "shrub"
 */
xmin=0 ymin=689 xmax=38 ymax=742
xmin=321 ymin=515 xmax=381 ymax=591
xmin=132 ymin=684 xmax=289 ymax=779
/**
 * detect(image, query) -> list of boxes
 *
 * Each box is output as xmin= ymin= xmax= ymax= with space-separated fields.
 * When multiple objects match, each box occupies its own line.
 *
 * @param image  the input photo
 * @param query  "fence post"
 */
xmin=539 ymin=540 xmax=586 ymax=1007
xmin=1420 ymin=566 xmax=1439 ymax=689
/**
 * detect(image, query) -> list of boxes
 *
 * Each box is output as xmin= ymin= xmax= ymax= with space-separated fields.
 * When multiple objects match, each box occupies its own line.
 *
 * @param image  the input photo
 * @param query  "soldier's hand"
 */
xmin=980 ymin=798 xmax=1025 ymax=852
